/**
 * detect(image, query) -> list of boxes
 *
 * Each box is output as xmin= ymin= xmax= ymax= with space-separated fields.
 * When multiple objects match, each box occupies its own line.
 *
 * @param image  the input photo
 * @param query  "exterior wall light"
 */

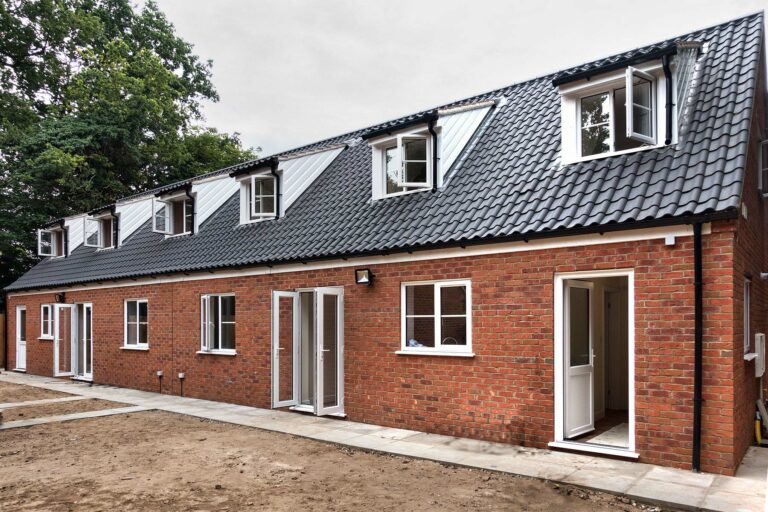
xmin=55 ymin=292 xmax=66 ymax=303
xmin=355 ymin=268 xmax=374 ymax=286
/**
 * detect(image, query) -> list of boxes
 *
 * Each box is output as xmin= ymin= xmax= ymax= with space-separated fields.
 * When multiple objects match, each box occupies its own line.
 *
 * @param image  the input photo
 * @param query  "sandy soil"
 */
xmin=0 ymin=381 xmax=70 ymax=403
xmin=1 ymin=398 xmax=128 ymax=422
xmin=0 ymin=406 xmax=670 ymax=512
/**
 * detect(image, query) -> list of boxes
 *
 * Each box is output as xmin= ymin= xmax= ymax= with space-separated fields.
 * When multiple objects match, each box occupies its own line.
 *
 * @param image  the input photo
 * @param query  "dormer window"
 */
xmin=370 ymin=128 xmax=434 ymax=199
xmin=84 ymin=214 xmax=116 ymax=249
xmin=152 ymin=193 xmax=194 ymax=236
xmin=37 ymin=226 xmax=65 ymax=257
xmin=239 ymin=172 xmax=277 ymax=224
xmin=559 ymin=64 xmax=671 ymax=164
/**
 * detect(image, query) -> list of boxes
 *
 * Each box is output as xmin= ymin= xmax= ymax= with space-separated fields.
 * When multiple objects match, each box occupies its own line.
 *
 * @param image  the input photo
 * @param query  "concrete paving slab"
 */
xmin=643 ymin=465 xmax=716 ymax=489
xmin=0 ymin=395 xmax=90 ymax=409
xmin=701 ymin=489 xmax=765 ymax=512
xmin=626 ymin=478 xmax=707 ymax=510
xmin=563 ymin=467 xmax=641 ymax=494
xmin=371 ymin=427 xmax=421 ymax=441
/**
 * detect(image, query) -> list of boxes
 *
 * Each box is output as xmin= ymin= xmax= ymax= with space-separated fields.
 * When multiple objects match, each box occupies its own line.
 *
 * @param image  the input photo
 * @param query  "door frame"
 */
xmin=315 ymin=286 xmax=344 ymax=416
xmin=53 ymin=304 xmax=76 ymax=377
xmin=15 ymin=305 xmax=26 ymax=371
xmin=551 ymin=269 xmax=637 ymax=457
xmin=271 ymin=291 xmax=300 ymax=408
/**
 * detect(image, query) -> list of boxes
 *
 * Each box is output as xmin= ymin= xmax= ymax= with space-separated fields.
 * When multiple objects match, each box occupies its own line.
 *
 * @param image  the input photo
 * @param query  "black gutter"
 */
xmin=229 ymin=156 xmax=278 ymax=179
xmin=552 ymin=44 xmax=677 ymax=86
xmin=6 ymin=209 xmax=738 ymax=294
xmin=692 ymin=222 xmax=704 ymax=472
xmin=361 ymin=111 xmax=438 ymax=141
xmin=428 ymin=118 xmax=438 ymax=192
xmin=662 ymin=54 xmax=674 ymax=145
xmin=269 ymin=159 xmax=281 ymax=219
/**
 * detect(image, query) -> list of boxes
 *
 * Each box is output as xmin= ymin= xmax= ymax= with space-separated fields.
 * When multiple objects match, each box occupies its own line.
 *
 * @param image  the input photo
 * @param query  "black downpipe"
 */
xmin=270 ymin=159 xmax=280 ymax=219
xmin=428 ymin=118 xmax=438 ymax=192
xmin=692 ymin=222 xmax=703 ymax=472
xmin=60 ymin=220 xmax=68 ymax=258
xmin=662 ymin=55 xmax=674 ymax=145
xmin=110 ymin=205 xmax=119 ymax=247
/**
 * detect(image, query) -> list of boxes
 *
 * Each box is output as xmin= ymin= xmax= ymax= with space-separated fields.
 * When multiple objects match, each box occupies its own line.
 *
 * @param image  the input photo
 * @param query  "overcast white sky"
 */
xmin=153 ymin=0 xmax=767 ymax=155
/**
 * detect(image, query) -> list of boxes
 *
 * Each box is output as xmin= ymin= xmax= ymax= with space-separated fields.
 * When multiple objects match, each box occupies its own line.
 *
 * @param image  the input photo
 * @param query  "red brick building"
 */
xmin=5 ymin=14 xmax=767 ymax=476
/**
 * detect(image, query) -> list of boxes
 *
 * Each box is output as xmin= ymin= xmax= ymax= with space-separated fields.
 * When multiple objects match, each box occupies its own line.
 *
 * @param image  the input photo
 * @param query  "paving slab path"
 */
xmin=1 ymin=371 xmax=765 ymax=512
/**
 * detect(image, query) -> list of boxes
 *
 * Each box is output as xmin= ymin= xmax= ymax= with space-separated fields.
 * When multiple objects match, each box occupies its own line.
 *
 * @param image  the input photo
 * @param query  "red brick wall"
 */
xmin=7 ymin=227 xmax=749 ymax=475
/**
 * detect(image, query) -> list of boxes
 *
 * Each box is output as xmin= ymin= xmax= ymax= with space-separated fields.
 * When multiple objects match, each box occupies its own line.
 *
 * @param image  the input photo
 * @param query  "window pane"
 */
xmin=403 ymin=138 xmax=427 ymax=161
xmin=185 ymin=199 xmax=194 ymax=233
xmin=406 ymin=285 xmax=434 ymax=315
xmin=261 ymin=197 xmax=275 ymax=215
xmin=221 ymin=296 xmax=235 ymax=323
xmin=580 ymin=93 xmax=610 ymax=157
xmin=406 ymin=317 xmax=434 ymax=348
xmin=569 ymin=287 xmax=591 ymax=367
xmin=19 ymin=310 xmax=26 ymax=341
xmin=42 ymin=307 xmax=49 ymax=334
xmin=138 ymin=301 xmax=148 ymax=323
xmin=210 ymin=298 xmax=220 ymax=350
xmin=441 ymin=317 xmax=467 ymax=346
xmin=441 ymin=286 xmax=466 ymax=315
xmin=385 ymin=146 xmax=405 ymax=195
xmin=260 ymin=177 xmax=274 ymax=196
xmin=632 ymin=79 xmax=651 ymax=108
xmin=613 ymin=88 xmax=644 ymax=152
xmin=139 ymin=323 xmax=148 ymax=344
xmin=102 ymin=218 xmax=112 ymax=247
xmin=127 ymin=323 xmax=137 ymax=345
xmin=221 ymin=323 xmax=235 ymax=350
xmin=404 ymin=161 xmax=427 ymax=184
xmin=155 ymin=204 xmax=167 ymax=232
xmin=632 ymin=106 xmax=652 ymax=137
xmin=580 ymin=93 xmax=609 ymax=127
xmin=40 ymin=231 xmax=53 ymax=253
xmin=581 ymin=126 xmax=610 ymax=156
xmin=127 ymin=301 xmax=137 ymax=323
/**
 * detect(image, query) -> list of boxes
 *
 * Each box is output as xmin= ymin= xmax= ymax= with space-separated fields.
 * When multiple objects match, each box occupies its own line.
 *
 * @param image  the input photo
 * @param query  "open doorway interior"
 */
xmin=563 ymin=275 xmax=630 ymax=450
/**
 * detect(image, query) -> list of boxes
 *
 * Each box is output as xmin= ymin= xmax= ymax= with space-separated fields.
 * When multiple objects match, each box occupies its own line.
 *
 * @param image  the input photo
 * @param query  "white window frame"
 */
xmin=744 ymin=278 xmax=751 ymax=355
xmin=559 ymin=62 xmax=671 ymax=165
xmin=625 ymin=66 xmax=656 ymax=144
xmin=83 ymin=217 xmax=102 ymax=248
xmin=123 ymin=299 xmax=149 ymax=349
xmin=37 ymin=228 xmax=63 ymax=257
xmin=398 ymin=279 xmax=473 ymax=356
xmin=396 ymin=134 xmax=431 ymax=187
xmin=152 ymin=195 xmax=193 ymax=236
xmin=200 ymin=293 xmax=236 ymax=355
xmin=250 ymin=174 xmax=277 ymax=219
xmin=370 ymin=126 xmax=434 ymax=199
xmin=40 ymin=304 xmax=53 ymax=339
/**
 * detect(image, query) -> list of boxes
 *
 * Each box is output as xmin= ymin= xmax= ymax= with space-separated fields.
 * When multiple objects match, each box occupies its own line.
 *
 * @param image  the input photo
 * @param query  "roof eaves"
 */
xmin=552 ymin=43 xmax=678 ymax=86
xmin=361 ymin=110 xmax=438 ymax=141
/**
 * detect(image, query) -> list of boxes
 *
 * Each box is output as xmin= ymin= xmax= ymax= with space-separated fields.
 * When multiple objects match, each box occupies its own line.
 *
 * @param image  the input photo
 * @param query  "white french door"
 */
xmin=75 ymin=303 xmax=93 ymax=380
xmin=271 ymin=287 xmax=344 ymax=416
xmin=272 ymin=291 xmax=300 ymax=408
xmin=15 ymin=306 xmax=27 ymax=371
xmin=315 ymin=287 xmax=344 ymax=416
xmin=53 ymin=304 xmax=76 ymax=377
xmin=564 ymin=280 xmax=595 ymax=438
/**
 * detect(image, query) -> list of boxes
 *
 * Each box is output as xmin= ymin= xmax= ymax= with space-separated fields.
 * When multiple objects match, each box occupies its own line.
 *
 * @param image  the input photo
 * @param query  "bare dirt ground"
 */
xmin=0 ymin=382 xmax=669 ymax=512
xmin=1 ymin=398 xmax=128 ymax=422
xmin=0 ymin=382 xmax=70 ymax=403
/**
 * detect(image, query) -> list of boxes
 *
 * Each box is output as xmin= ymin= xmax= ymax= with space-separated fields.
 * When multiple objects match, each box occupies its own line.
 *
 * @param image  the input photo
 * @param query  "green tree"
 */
xmin=0 ymin=0 xmax=258 ymax=294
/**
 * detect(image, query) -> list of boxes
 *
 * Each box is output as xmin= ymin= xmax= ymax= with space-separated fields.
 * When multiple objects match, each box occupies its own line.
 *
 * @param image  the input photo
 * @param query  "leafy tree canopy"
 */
xmin=0 ymin=0 xmax=259 ymax=294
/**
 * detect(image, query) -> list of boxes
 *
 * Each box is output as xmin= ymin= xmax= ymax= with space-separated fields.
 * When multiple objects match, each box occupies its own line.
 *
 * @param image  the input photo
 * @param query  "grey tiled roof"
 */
xmin=7 ymin=13 xmax=763 ymax=291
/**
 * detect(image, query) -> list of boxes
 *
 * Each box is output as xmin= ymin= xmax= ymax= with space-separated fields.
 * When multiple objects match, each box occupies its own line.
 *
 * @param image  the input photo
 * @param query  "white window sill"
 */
xmin=96 ymin=246 xmax=115 ymax=251
xmin=378 ymin=188 xmax=431 ymax=200
xmin=744 ymin=352 xmax=758 ymax=361
xmin=548 ymin=441 xmax=639 ymax=459
xmin=196 ymin=350 xmax=236 ymax=356
xmin=38 ymin=336 xmax=53 ymax=341
xmin=121 ymin=345 xmax=149 ymax=351
xmin=164 ymin=231 xmax=192 ymax=239
xmin=563 ymin=143 xmax=664 ymax=166
xmin=239 ymin=216 xmax=276 ymax=225
xmin=395 ymin=350 xmax=474 ymax=358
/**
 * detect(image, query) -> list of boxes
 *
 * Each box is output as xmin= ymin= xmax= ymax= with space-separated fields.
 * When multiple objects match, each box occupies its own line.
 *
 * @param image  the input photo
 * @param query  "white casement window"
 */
xmin=250 ymin=175 xmax=276 ymax=219
xmin=124 ymin=299 xmax=148 ymax=348
xmin=744 ymin=278 xmax=751 ymax=355
xmin=40 ymin=304 xmax=53 ymax=339
xmin=200 ymin=294 xmax=236 ymax=354
xmin=371 ymin=128 xmax=433 ymax=199
xmin=399 ymin=280 xmax=472 ymax=355
xmin=561 ymin=64 xmax=668 ymax=164
xmin=37 ymin=228 xmax=64 ymax=257
xmin=758 ymin=140 xmax=768 ymax=195
xmin=83 ymin=216 xmax=114 ymax=249
xmin=152 ymin=196 xmax=194 ymax=236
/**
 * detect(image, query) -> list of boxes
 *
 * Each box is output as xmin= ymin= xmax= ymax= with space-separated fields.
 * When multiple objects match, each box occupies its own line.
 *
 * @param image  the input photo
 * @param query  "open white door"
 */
xmin=15 ymin=306 xmax=26 ymax=371
xmin=272 ymin=291 xmax=300 ymax=408
xmin=53 ymin=304 xmax=75 ymax=377
xmin=564 ymin=280 xmax=595 ymax=438
xmin=315 ymin=287 xmax=344 ymax=416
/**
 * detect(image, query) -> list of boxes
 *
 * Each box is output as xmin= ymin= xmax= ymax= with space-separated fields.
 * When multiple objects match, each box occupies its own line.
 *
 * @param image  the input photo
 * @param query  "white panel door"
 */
xmin=272 ymin=291 xmax=300 ymax=408
xmin=564 ymin=280 xmax=595 ymax=438
xmin=15 ymin=306 xmax=26 ymax=371
xmin=54 ymin=305 xmax=75 ymax=377
xmin=315 ymin=287 xmax=344 ymax=416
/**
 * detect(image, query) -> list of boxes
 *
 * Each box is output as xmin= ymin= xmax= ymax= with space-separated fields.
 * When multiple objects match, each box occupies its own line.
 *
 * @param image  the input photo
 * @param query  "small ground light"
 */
xmin=355 ymin=268 xmax=373 ymax=285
